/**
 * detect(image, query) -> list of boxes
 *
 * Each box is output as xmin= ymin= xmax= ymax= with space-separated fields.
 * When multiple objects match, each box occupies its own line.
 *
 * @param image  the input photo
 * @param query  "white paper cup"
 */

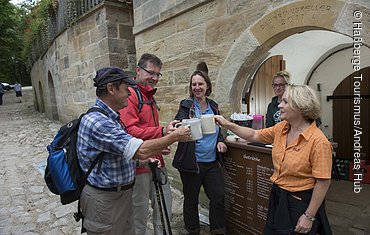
xmin=200 ymin=114 xmax=216 ymax=134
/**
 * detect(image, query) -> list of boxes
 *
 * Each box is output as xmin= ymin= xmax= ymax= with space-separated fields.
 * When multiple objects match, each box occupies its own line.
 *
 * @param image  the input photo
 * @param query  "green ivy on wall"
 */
xmin=22 ymin=0 xmax=55 ymax=64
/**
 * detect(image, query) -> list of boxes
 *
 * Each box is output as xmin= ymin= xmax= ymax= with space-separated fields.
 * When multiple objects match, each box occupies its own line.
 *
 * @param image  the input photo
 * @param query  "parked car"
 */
xmin=1 ymin=82 xmax=14 ymax=91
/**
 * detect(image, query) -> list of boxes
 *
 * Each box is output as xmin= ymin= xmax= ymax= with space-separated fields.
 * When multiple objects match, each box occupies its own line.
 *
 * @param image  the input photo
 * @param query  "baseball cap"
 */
xmin=93 ymin=67 xmax=138 ymax=87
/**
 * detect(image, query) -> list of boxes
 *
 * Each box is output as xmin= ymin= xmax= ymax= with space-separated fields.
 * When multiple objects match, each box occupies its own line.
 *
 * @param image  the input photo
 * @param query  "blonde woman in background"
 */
xmin=266 ymin=71 xmax=290 ymax=127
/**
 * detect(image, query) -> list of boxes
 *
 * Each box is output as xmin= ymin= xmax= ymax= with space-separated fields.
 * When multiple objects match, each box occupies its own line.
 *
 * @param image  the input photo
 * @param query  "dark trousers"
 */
xmin=180 ymin=161 xmax=226 ymax=234
xmin=264 ymin=184 xmax=332 ymax=235
xmin=0 ymin=93 xmax=3 ymax=105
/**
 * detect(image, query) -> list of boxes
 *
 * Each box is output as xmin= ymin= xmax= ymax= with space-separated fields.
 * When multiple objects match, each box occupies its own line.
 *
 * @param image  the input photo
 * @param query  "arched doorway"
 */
xmin=246 ymin=55 xmax=286 ymax=116
xmin=237 ymin=30 xmax=356 ymax=137
xmin=48 ymin=71 xmax=59 ymax=120
xmin=38 ymin=81 xmax=45 ymax=113
xmin=331 ymin=67 xmax=369 ymax=161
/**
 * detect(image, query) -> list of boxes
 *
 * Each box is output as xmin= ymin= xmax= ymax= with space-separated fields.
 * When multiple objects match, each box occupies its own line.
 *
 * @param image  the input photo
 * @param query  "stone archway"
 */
xmin=215 ymin=0 xmax=370 ymax=111
xmin=47 ymin=71 xmax=59 ymax=120
xmin=33 ymin=89 xmax=39 ymax=112
xmin=38 ymin=81 xmax=45 ymax=113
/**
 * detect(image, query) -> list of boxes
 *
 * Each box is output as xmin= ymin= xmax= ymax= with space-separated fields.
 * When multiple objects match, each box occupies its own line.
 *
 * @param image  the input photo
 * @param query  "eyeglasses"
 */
xmin=139 ymin=66 xmax=162 ymax=78
xmin=272 ymin=83 xmax=287 ymax=88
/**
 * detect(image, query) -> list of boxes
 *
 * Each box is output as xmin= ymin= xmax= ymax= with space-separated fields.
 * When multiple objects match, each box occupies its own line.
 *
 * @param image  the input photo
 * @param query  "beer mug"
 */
xmin=176 ymin=118 xmax=203 ymax=141
xmin=200 ymin=114 xmax=216 ymax=134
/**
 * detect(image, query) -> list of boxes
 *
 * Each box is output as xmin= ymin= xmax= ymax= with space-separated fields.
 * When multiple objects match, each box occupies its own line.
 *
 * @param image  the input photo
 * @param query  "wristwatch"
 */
xmin=304 ymin=212 xmax=316 ymax=222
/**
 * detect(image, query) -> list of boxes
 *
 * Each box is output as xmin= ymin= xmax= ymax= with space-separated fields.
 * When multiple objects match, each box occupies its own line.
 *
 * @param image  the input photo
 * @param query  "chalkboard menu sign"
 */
xmin=224 ymin=140 xmax=274 ymax=234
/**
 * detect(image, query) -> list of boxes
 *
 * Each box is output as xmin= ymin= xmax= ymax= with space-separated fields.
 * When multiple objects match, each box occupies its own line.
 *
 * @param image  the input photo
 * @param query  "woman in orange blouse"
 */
xmin=215 ymin=85 xmax=332 ymax=235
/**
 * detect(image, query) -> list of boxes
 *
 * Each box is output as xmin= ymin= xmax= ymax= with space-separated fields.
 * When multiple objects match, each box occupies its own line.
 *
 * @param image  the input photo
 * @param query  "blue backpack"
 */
xmin=44 ymin=107 xmax=106 ymax=221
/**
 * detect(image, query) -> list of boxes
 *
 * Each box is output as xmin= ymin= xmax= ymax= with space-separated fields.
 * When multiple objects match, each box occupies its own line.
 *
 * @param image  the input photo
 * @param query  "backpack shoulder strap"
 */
xmin=130 ymin=85 xmax=144 ymax=113
xmin=81 ymin=153 xmax=103 ymax=182
xmin=151 ymin=97 xmax=160 ymax=112
xmin=86 ymin=107 xmax=108 ymax=116
xmin=130 ymin=85 xmax=160 ymax=113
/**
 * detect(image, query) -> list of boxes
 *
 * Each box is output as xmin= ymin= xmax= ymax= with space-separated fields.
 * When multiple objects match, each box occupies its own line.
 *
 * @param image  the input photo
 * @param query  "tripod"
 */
xmin=149 ymin=161 xmax=173 ymax=235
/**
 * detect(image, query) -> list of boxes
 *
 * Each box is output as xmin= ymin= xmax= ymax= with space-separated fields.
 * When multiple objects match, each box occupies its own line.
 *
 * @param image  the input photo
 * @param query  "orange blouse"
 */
xmin=257 ymin=121 xmax=332 ymax=192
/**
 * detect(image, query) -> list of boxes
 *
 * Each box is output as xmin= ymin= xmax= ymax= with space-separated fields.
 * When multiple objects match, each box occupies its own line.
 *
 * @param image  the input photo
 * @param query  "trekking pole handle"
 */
xmin=149 ymin=160 xmax=162 ymax=183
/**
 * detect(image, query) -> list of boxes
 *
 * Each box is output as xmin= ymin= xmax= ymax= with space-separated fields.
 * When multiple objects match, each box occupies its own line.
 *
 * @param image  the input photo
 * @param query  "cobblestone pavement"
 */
xmin=0 ymin=89 xmax=210 ymax=235
xmin=0 ymin=89 xmax=81 ymax=234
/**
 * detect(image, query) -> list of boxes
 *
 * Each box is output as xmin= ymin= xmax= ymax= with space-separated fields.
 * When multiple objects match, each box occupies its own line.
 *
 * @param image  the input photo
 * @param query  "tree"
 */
xmin=0 ymin=0 xmax=31 ymax=85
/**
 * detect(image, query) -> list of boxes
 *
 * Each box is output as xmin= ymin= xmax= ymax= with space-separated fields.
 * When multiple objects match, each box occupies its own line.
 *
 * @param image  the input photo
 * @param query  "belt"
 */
xmin=87 ymin=180 xmax=135 ymax=192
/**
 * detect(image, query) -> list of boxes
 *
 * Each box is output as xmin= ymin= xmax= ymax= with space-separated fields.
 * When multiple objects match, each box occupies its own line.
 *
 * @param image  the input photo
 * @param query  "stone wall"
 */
xmin=132 ymin=0 xmax=370 ymax=201
xmin=31 ymin=1 xmax=135 ymax=122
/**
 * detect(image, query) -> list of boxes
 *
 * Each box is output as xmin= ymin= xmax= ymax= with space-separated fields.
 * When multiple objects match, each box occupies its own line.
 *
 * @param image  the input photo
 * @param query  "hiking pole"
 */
xmin=149 ymin=161 xmax=172 ymax=235
xmin=157 ymin=174 xmax=172 ymax=235
xmin=149 ymin=161 xmax=167 ymax=235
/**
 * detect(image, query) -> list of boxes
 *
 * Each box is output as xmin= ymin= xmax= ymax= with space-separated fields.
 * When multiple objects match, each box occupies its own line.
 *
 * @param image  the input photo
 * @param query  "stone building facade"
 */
xmin=31 ymin=0 xmax=370 ymax=219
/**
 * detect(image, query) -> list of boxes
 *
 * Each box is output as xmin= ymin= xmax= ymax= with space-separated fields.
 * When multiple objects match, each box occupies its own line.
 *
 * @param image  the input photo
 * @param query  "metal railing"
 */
xmin=27 ymin=0 xmax=131 ymax=67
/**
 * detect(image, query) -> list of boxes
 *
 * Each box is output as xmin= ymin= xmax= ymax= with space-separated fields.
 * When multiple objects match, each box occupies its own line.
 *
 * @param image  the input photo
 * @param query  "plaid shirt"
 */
xmin=257 ymin=121 xmax=332 ymax=192
xmin=77 ymin=98 xmax=143 ymax=188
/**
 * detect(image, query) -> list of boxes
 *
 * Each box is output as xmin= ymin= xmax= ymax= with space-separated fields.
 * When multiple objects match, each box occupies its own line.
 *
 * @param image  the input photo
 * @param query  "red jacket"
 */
xmin=119 ymin=84 xmax=164 ymax=174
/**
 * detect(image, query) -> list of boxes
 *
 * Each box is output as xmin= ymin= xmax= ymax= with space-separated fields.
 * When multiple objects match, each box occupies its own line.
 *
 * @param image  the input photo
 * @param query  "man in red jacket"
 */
xmin=119 ymin=53 xmax=176 ymax=235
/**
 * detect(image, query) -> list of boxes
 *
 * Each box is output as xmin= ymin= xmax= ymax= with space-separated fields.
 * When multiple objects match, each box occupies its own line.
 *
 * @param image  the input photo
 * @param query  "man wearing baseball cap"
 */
xmin=77 ymin=66 xmax=191 ymax=234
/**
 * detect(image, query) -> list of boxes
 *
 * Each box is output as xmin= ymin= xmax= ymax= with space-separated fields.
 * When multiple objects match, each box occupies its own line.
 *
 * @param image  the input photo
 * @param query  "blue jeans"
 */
xmin=180 ymin=161 xmax=226 ymax=234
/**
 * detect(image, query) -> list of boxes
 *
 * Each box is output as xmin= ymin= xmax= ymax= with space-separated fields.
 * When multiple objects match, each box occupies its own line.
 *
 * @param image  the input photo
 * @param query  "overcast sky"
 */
xmin=10 ymin=0 xmax=23 ymax=5
xmin=11 ymin=0 xmax=33 ymax=6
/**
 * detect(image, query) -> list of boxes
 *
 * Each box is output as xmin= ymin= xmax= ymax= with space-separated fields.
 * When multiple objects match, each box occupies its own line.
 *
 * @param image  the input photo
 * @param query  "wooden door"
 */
xmin=246 ymin=55 xmax=286 ymax=116
xmin=331 ymin=67 xmax=369 ymax=160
